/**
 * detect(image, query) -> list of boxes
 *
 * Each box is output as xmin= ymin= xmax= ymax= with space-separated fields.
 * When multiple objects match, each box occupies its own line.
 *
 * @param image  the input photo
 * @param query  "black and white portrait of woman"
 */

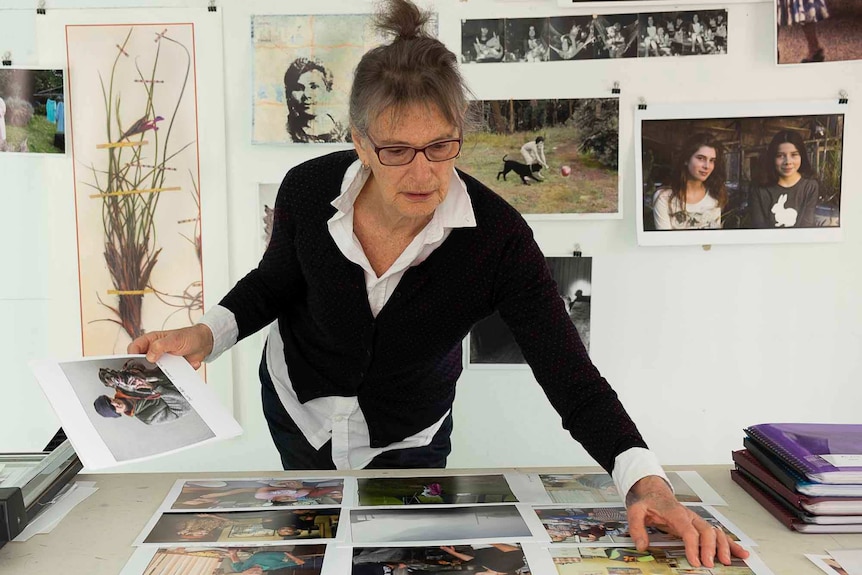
xmin=283 ymin=57 xmax=348 ymax=143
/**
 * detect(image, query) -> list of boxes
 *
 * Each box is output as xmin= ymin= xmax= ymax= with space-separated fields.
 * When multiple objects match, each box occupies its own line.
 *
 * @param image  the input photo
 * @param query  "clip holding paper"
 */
xmin=637 ymin=98 xmax=647 ymax=110
xmin=36 ymin=0 xmax=46 ymax=15
xmin=572 ymin=243 xmax=582 ymax=258
xmin=208 ymin=0 xmax=217 ymax=12
xmin=702 ymin=245 xmax=712 ymax=252
xmin=611 ymin=81 xmax=620 ymax=95
xmin=838 ymin=90 xmax=849 ymax=105
xmin=1 ymin=52 xmax=11 ymax=66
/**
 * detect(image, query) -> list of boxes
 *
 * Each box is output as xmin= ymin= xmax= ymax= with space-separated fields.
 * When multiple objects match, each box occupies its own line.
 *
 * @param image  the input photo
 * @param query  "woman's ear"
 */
xmin=351 ymin=128 xmax=370 ymax=165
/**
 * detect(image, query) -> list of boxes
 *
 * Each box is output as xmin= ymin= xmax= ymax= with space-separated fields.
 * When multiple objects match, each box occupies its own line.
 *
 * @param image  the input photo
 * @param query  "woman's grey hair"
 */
xmin=349 ymin=0 xmax=474 ymax=137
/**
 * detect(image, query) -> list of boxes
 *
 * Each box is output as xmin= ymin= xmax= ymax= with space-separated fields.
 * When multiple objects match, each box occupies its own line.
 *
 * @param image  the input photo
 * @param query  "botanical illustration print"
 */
xmin=252 ymin=14 xmax=385 ymax=144
xmin=67 ymin=24 xmax=203 ymax=355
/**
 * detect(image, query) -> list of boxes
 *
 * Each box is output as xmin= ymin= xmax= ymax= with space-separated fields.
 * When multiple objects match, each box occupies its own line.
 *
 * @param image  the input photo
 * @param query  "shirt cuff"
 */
xmin=196 ymin=305 xmax=238 ymax=362
xmin=611 ymin=447 xmax=672 ymax=501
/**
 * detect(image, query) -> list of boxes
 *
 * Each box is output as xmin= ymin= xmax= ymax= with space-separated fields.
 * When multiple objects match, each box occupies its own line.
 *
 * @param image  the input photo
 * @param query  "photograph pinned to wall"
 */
xmin=357 ymin=474 xmax=517 ymax=506
xmin=505 ymin=18 xmax=551 ymax=62
xmin=777 ymin=0 xmax=862 ymax=64
xmin=350 ymin=544 xmax=535 ymax=574
xmin=29 ymin=354 xmax=241 ymax=470
xmin=350 ymin=504 xmax=542 ymax=544
xmin=0 ymin=67 xmax=65 ymax=154
xmin=638 ymin=10 xmax=728 ymax=57
xmin=461 ymin=19 xmax=506 ymax=63
xmin=136 ymin=508 xmax=342 ymax=546
xmin=591 ymin=13 xmax=639 ymax=59
xmin=459 ymin=98 xmax=619 ymax=218
xmin=165 ymin=478 xmax=347 ymax=511
xmin=468 ymin=256 xmax=592 ymax=367
xmin=119 ymin=544 xmax=330 ymax=575
xmin=253 ymin=13 xmax=416 ymax=144
xmin=550 ymin=545 xmax=772 ymax=575
xmin=66 ymin=24 xmax=205 ymax=356
xmin=535 ymin=504 xmax=753 ymax=546
xmin=548 ymin=16 xmax=599 ymax=61
xmin=636 ymin=99 xmax=845 ymax=246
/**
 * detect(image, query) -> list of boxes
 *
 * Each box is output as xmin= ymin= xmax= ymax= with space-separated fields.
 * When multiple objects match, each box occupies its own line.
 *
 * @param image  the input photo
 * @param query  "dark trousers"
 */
xmin=259 ymin=352 xmax=452 ymax=470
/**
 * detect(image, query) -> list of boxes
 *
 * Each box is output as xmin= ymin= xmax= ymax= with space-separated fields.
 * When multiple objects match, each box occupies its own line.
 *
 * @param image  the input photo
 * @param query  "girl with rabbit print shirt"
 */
xmin=749 ymin=130 xmax=819 ymax=228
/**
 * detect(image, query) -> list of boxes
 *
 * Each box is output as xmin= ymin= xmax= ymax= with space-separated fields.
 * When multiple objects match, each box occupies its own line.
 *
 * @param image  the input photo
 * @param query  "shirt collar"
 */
xmin=330 ymin=159 xmax=477 ymax=230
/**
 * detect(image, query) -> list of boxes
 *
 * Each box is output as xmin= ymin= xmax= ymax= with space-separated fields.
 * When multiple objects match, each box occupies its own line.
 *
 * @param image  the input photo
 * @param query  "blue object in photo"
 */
xmin=46 ymin=99 xmax=57 ymax=123
xmin=55 ymin=101 xmax=65 ymax=134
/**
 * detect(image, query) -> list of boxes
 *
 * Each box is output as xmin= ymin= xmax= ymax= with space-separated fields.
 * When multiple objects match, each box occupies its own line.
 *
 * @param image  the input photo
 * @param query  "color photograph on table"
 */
xmin=138 ymin=508 xmax=341 ymax=545
xmin=636 ymin=99 xmax=845 ymax=246
xmin=468 ymin=256 xmax=592 ymax=366
xmin=29 ymin=354 xmax=240 ymax=469
xmin=551 ymin=545 xmax=768 ymax=575
xmin=776 ymin=0 xmax=862 ymax=64
xmin=120 ymin=544 xmax=328 ymax=575
xmin=536 ymin=471 xmax=725 ymax=505
xmin=350 ymin=505 xmax=535 ymax=544
xmin=459 ymin=98 xmax=619 ymax=217
xmin=536 ymin=505 xmax=749 ymax=546
xmin=357 ymin=474 xmax=517 ymax=506
xmin=0 ymin=67 xmax=65 ymax=154
xmin=168 ymin=478 xmax=345 ymax=510
xmin=352 ymin=544 xmax=533 ymax=575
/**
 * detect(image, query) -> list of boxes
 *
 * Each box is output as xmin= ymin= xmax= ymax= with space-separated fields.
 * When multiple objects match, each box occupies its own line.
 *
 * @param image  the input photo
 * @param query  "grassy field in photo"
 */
xmin=457 ymin=124 xmax=618 ymax=215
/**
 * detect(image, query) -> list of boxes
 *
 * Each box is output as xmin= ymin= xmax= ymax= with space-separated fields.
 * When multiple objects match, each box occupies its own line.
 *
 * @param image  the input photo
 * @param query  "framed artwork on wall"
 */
xmin=635 ymin=99 xmax=846 ymax=246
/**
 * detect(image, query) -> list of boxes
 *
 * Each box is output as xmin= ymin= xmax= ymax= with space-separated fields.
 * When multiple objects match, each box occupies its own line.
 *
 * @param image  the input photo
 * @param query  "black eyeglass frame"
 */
xmin=365 ymin=134 xmax=463 ymax=167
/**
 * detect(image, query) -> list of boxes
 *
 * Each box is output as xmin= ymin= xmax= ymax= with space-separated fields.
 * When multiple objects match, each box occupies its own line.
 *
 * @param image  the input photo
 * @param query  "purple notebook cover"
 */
xmin=744 ymin=423 xmax=862 ymax=484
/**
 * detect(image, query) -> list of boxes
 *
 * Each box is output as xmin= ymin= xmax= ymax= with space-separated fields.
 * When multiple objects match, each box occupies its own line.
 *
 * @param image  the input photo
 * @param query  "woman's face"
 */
xmin=648 ymin=16 xmax=654 ymax=26
xmin=289 ymin=69 xmax=328 ymax=113
xmin=528 ymin=26 xmax=536 ymax=38
xmin=353 ymin=103 xmax=460 ymax=224
xmin=775 ymin=142 xmax=802 ymax=178
xmin=693 ymin=14 xmax=699 ymax=23
xmin=686 ymin=145 xmax=717 ymax=183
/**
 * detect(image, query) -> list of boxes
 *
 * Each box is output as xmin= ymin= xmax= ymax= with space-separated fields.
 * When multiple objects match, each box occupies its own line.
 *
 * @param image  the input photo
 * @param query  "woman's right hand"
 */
xmin=127 ymin=324 xmax=214 ymax=369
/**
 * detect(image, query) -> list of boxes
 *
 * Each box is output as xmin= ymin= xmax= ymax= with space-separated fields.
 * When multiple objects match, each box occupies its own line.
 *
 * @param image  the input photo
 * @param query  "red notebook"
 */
xmin=733 ymin=449 xmax=862 ymax=515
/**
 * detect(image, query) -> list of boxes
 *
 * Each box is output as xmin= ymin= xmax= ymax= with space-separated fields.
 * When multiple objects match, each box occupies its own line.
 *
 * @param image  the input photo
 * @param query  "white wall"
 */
xmin=1 ymin=0 xmax=859 ymax=472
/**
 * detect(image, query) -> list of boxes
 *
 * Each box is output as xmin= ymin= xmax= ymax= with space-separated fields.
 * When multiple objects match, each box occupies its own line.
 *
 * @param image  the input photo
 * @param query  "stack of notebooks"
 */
xmin=731 ymin=423 xmax=862 ymax=533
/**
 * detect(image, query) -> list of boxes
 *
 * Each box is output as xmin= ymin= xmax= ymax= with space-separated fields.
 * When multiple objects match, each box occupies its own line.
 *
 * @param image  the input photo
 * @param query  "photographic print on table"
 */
xmin=550 ymin=545 xmax=770 ymax=575
xmin=777 ymin=0 xmax=862 ymax=64
xmin=638 ymin=10 xmax=728 ymax=57
xmin=352 ymin=544 xmax=533 ymax=574
xmin=66 ymin=24 xmax=206 ymax=356
xmin=459 ymin=98 xmax=619 ymax=217
xmin=505 ymin=18 xmax=552 ymax=62
xmin=252 ymin=14 xmax=386 ymax=144
xmin=636 ymin=99 xmax=845 ymax=246
xmin=461 ymin=19 xmax=506 ymax=63
xmin=138 ymin=508 xmax=341 ymax=545
xmin=548 ymin=16 xmax=598 ymax=60
xmin=535 ymin=505 xmax=749 ymax=546
xmin=0 ymin=67 xmax=65 ymax=154
xmin=168 ymin=478 xmax=345 ymax=510
xmin=469 ymin=256 xmax=591 ymax=367
xmin=29 ymin=354 xmax=240 ymax=469
xmin=536 ymin=471 xmax=726 ymax=505
xmin=350 ymin=505 xmax=534 ymax=544
xmin=119 ymin=544 xmax=329 ymax=575
xmin=357 ymin=474 xmax=517 ymax=506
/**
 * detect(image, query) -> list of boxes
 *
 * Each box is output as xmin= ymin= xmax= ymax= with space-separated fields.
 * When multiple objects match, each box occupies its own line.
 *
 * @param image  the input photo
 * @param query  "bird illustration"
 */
xmin=119 ymin=114 xmax=164 ymax=141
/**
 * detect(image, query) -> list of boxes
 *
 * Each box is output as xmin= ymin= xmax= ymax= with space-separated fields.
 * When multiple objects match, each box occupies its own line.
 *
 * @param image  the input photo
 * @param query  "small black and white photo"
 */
xmin=591 ymin=13 xmax=639 ymax=59
xmin=548 ymin=16 xmax=598 ymax=61
xmin=30 ymin=354 xmax=241 ymax=469
xmin=646 ymin=10 xmax=728 ymax=58
xmin=461 ymin=19 xmax=506 ymax=63
xmin=469 ymin=256 xmax=592 ymax=366
xmin=504 ymin=18 xmax=551 ymax=62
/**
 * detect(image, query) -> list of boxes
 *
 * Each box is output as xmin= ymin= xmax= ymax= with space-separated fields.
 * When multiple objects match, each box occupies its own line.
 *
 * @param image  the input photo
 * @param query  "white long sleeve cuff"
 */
xmin=611 ymin=447 xmax=672 ymax=501
xmin=196 ymin=304 xmax=238 ymax=362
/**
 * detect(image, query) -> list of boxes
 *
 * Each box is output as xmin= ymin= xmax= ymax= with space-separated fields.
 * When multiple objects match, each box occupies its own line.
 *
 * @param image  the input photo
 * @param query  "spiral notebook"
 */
xmin=744 ymin=423 xmax=862 ymax=485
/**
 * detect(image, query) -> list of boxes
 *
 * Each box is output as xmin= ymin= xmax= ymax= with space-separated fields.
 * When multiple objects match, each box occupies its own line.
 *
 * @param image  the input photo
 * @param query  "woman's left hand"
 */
xmin=624 ymin=475 xmax=750 ymax=568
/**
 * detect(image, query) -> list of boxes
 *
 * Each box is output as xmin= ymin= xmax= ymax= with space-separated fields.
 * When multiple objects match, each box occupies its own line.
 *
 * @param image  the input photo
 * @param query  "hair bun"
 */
xmin=374 ymin=0 xmax=431 ymax=41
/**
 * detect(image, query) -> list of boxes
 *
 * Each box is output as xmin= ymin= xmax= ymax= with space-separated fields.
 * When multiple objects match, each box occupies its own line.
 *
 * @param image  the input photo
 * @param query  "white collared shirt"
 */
xmin=200 ymin=160 xmax=668 ymax=495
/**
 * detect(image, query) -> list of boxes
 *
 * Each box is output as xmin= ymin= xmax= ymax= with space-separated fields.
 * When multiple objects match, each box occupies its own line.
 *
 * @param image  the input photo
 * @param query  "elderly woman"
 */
xmin=130 ymin=0 xmax=745 ymax=568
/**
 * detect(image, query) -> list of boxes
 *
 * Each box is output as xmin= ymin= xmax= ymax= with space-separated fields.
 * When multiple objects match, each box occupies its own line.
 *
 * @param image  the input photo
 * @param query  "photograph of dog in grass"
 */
xmin=458 ymin=98 xmax=619 ymax=217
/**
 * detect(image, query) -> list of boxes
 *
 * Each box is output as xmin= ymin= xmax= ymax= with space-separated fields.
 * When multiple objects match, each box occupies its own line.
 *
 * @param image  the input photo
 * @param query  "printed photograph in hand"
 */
xmin=357 ymin=474 xmax=516 ymax=506
xmin=171 ymin=478 xmax=344 ymax=510
xmin=459 ymin=98 xmax=619 ymax=217
xmin=637 ymin=100 xmax=844 ymax=246
xmin=353 ymin=544 xmax=532 ymax=574
xmin=136 ymin=544 xmax=327 ymax=575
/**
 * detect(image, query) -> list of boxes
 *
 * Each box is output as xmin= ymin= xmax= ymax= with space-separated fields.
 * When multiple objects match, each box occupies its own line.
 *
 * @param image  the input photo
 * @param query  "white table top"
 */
xmin=0 ymin=465 xmax=859 ymax=574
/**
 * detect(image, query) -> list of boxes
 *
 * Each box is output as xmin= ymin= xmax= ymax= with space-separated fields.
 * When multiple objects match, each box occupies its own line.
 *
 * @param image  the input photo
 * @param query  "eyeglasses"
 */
xmin=366 ymin=134 xmax=462 ymax=167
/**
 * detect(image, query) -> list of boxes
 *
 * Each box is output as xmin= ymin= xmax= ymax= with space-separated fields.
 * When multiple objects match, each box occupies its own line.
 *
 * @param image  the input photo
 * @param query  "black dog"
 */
xmin=496 ymin=155 xmax=543 ymax=185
